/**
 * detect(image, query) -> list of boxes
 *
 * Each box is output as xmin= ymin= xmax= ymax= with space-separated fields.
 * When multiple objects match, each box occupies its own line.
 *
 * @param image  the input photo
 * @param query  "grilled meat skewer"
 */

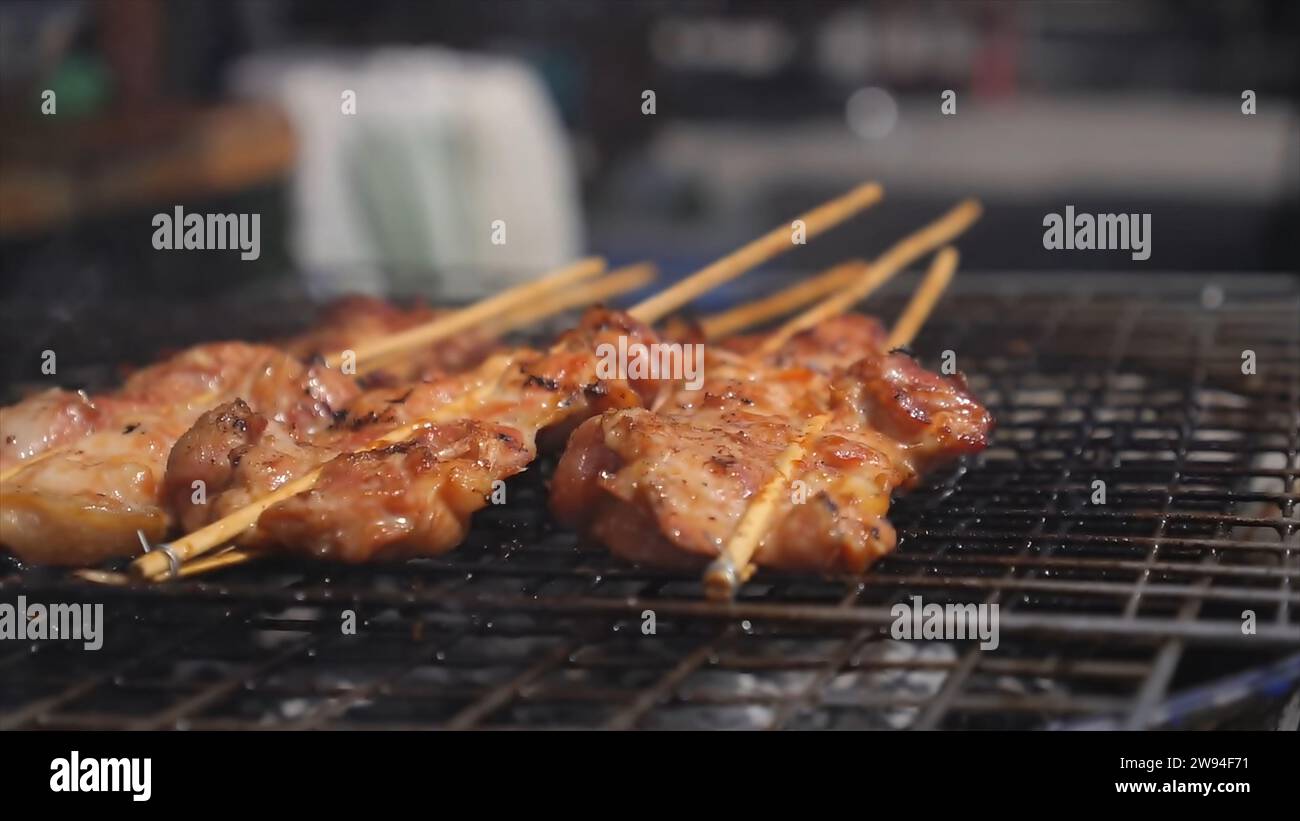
xmin=550 ymin=327 xmax=992 ymax=573
xmin=164 ymin=308 xmax=665 ymax=561
xmin=138 ymin=181 xmax=888 ymax=577
xmin=0 ymin=295 xmax=486 ymax=469
xmin=0 ymin=296 xmax=493 ymax=566
xmin=166 ymin=314 xmax=883 ymax=563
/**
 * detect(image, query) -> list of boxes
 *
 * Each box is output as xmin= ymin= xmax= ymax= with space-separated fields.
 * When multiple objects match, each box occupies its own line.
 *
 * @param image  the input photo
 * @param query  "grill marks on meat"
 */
xmin=551 ymin=324 xmax=992 ymax=574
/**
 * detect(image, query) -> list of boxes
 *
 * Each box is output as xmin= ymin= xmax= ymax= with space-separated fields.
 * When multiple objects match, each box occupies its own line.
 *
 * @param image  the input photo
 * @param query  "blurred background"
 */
xmin=1 ymin=0 xmax=1297 ymax=309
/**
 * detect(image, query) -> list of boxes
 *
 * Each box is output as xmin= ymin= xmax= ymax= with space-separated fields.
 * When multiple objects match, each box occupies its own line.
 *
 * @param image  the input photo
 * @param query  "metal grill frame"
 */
xmin=3 ymin=272 xmax=1298 ymax=730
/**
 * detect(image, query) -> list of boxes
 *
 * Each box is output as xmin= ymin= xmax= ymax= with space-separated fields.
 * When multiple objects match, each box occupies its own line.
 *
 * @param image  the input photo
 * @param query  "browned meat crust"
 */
xmin=164 ymin=308 xmax=664 ymax=562
xmin=551 ymin=325 xmax=991 ymax=573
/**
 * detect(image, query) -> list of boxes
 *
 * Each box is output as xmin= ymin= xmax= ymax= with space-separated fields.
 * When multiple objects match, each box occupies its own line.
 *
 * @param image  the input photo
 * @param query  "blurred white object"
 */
xmin=230 ymin=48 xmax=582 ymax=297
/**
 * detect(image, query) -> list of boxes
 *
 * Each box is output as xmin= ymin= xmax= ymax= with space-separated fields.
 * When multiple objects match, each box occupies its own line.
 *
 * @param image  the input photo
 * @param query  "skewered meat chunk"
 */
xmin=551 ymin=337 xmax=991 ymax=573
xmin=162 ymin=359 xmax=512 ymax=542
xmin=163 ymin=308 xmax=664 ymax=562
xmin=259 ymin=421 xmax=533 ymax=562
xmin=1 ymin=342 xmax=309 ymax=469
xmin=648 ymin=315 xmax=888 ymax=422
xmin=0 ymin=388 xmax=99 ymax=467
xmin=162 ymin=311 xmax=887 ymax=565
xmin=551 ymin=404 xmax=907 ymax=571
xmin=162 ymin=398 xmax=334 ymax=535
xmin=1 ymin=295 xmax=488 ymax=567
xmin=836 ymin=351 xmax=991 ymax=470
xmin=1 ymin=348 xmax=357 ymax=566
xmin=1 ymin=407 xmax=191 ymax=566
xmin=549 ymin=336 xmax=900 ymax=572
xmin=0 ymin=295 xmax=485 ymax=474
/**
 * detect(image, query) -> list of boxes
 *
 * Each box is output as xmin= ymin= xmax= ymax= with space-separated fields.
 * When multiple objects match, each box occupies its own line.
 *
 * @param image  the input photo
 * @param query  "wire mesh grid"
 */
xmin=2 ymin=276 xmax=1298 ymax=730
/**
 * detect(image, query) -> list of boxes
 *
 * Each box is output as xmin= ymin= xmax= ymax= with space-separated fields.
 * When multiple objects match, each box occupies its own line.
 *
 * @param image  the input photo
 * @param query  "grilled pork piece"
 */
xmin=162 ymin=359 xmax=511 ymax=538
xmin=0 ymin=347 xmax=357 ymax=566
xmin=551 ymin=404 xmax=910 ymax=570
xmin=0 ymin=295 xmax=476 ymax=471
xmin=164 ymin=313 xmax=885 ymax=564
xmin=550 ymin=337 xmax=991 ymax=573
xmin=0 ymin=388 xmax=99 ymax=467
xmin=0 ymin=342 xmax=320 ymax=468
xmin=839 ymin=352 xmax=992 ymax=473
xmin=164 ymin=308 xmax=664 ymax=562
xmin=0 ymin=295 xmax=487 ymax=566
xmin=259 ymin=421 xmax=534 ymax=562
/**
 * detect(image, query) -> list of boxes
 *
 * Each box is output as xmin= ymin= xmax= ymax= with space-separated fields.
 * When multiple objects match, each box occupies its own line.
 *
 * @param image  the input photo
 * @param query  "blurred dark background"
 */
xmin=1 ymin=0 xmax=1297 ymax=310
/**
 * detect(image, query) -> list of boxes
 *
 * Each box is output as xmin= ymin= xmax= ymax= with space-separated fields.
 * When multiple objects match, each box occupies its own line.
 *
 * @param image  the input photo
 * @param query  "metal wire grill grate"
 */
xmin=3 ymin=275 xmax=1298 ymax=730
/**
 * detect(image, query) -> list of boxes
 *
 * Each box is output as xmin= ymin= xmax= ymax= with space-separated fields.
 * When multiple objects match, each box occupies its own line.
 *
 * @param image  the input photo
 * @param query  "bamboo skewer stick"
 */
xmin=703 ymin=413 xmax=832 ymax=600
xmin=697 ymin=259 xmax=868 ymax=340
xmin=627 ymin=181 xmax=883 ymax=324
xmin=887 ymin=247 xmax=959 ymax=350
xmin=127 ymin=545 xmax=257 ymax=579
xmin=71 ymin=568 xmax=131 ymax=585
xmin=705 ymin=245 xmax=965 ymax=600
xmin=336 ymin=257 xmax=606 ymax=372
xmin=757 ymin=199 xmax=981 ymax=355
xmin=360 ymin=263 xmax=657 ymax=375
xmin=172 ymin=546 xmax=258 ymax=579
xmin=485 ymin=262 xmax=657 ymax=335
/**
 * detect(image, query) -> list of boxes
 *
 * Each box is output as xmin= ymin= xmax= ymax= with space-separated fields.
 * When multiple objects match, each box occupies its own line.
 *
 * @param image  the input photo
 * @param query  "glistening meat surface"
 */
xmin=551 ymin=331 xmax=992 ymax=573
xmin=551 ymin=404 xmax=909 ymax=571
xmin=0 ymin=295 xmax=485 ymax=566
xmin=1 ymin=347 xmax=357 ymax=565
xmin=164 ymin=308 xmax=665 ymax=561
